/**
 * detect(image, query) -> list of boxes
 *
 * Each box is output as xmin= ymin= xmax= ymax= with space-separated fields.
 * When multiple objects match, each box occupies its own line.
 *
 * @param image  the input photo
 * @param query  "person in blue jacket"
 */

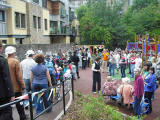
xmin=144 ymin=67 xmax=157 ymax=114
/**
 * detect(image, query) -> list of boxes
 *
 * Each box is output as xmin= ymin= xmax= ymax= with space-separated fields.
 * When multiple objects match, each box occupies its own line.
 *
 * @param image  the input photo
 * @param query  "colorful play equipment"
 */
xmin=127 ymin=34 xmax=160 ymax=65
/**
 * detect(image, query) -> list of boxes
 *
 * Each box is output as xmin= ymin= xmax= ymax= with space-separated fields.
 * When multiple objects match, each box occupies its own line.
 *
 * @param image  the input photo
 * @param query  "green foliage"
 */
xmin=131 ymin=0 xmax=159 ymax=11
xmin=76 ymin=0 xmax=160 ymax=49
xmin=75 ymin=91 xmax=83 ymax=97
xmin=79 ymin=93 xmax=142 ymax=120
xmin=123 ymin=2 xmax=160 ymax=38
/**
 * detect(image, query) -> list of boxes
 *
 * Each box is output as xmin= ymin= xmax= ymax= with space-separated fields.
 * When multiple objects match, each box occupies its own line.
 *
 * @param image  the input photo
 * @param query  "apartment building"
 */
xmin=48 ymin=0 xmax=72 ymax=44
xmin=0 ymin=0 xmax=29 ymax=44
xmin=26 ymin=0 xmax=50 ymax=44
xmin=0 ymin=0 xmax=50 ymax=44
xmin=0 ymin=0 xmax=10 ymax=44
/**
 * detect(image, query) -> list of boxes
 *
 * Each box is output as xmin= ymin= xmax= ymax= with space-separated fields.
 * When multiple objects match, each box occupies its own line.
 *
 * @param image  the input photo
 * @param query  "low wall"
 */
xmin=2 ymin=44 xmax=73 ymax=61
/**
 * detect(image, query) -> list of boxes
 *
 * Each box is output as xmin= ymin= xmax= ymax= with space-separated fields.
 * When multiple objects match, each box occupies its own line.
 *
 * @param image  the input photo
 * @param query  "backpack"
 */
xmin=45 ymin=60 xmax=54 ymax=75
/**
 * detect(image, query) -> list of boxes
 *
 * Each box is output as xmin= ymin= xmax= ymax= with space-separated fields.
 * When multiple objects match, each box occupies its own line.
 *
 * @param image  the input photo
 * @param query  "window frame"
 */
xmin=0 ymin=10 xmax=5 ymax=22
xmin=38 ymin=17 xmax=41 ymax=29
xmin=33 ymin=16 xmax=37 ymax=29
xmin=21 ymin=14 xmax=26 ymax=28
xmin=15 ymin=12 xmax=21 ymax=28
xmin=44 ymin=19 xmax=48 ymax=30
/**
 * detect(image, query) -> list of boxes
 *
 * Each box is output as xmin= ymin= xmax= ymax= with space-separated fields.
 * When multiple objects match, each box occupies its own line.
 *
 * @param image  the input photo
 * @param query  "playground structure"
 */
xmin=127 ymin=34 xmax=160 ymax=65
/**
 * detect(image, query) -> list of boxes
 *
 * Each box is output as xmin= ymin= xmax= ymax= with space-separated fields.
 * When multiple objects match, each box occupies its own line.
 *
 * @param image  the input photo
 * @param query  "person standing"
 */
xmin=20 ymin=50 xmax=37 ymax=108
xmin=102 ymin=49 xmax=109 ymax=73
xmin=119 ymin=55 xmax=127 ymax=78
xmin=71 ymin=51 xmax=80 ymax=79
xmin=133 ymin=68 xmax=144 ymax=116
xmin=127 ymin=51 xmax=131 ymax=74
xmin=0 ymin=41 xmax=15 ymax=120
xmin=5 ymin=46 xmax=27 ymax=120
xmin=115 ymin=51 xmax=120 ymax=74
xmin=92 ymin=57 xmax=101 ymax=93
xmin=135 ymin=54 xmax=142 ymax=70
xmin=109 ymin=52 xmax=116 ymax=76
xmin=144 ymin=67 xmax=156 ymax=114
xmin=130 ymin=53 xmax=136 ymax=78
xmin=82 ymin=49 xmax=87 ymax=70
xmin=31 ymin=54 xmax=52 ymax=114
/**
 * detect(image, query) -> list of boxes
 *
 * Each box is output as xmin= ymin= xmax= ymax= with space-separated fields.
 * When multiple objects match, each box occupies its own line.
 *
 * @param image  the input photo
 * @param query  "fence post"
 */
xmin=28 ymin=92 xmax=33 ymax=120
xmin=62 ymin=80 xmax=66 ymax=114
xmin=71 ymin=74 xmax=74 ymax=100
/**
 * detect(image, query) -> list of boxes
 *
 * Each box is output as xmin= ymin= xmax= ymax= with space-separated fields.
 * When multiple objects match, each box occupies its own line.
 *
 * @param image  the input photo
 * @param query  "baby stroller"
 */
xmin=140 ymin=98 xmax=150 ymax=115
xmin=54 ymin=72 xmax=62 ymax=100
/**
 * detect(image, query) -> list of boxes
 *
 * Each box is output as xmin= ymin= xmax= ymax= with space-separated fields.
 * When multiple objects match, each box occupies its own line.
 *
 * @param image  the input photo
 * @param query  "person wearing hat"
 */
xmin=5 ymin=46 xmax=27 ymax=120
xmin=20 ymin=50 xmax=37 ymax=108
xmin=92 ymin=57 xmax=101 ymax=93
xmin=0 ymin=41 xmax=15 ymax=120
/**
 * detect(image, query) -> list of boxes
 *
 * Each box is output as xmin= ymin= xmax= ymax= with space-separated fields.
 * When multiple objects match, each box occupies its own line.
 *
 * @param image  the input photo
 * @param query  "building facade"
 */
xmin=48 ymin=0 xmax=73 ymax=44
xmin=0 ymin=0 xmax=51 ymax=44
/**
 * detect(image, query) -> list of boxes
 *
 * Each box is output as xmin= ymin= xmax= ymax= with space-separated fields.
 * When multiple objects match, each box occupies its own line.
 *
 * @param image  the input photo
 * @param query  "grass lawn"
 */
xmin=110 ymin=67 xmax=135 ymax=82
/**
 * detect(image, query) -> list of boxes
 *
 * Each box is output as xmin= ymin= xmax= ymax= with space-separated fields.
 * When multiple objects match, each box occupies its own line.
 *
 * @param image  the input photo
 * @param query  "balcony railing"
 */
xmin=0 ymin=0 xmax=11 ymax=8
xmin=50 ymin=30 xmax=74 ymax=36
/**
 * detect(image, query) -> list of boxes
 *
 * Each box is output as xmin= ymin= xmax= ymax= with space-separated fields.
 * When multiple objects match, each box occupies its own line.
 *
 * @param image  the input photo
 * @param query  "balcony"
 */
xmin=60 ymin=10 xmax=66 ymax=18
xmin=50 ymin=28 xmax=73 ymax=36
xmin=0 ymin=0 xmax=11 ymax=8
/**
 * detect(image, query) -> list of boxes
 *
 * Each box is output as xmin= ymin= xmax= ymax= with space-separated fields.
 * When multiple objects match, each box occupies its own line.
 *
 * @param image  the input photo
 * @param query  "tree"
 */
xmin=76 ymin=0 xmax=160 ymax=49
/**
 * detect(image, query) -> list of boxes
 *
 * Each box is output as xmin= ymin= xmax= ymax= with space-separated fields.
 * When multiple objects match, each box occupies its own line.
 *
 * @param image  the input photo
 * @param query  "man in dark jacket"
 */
xmin=71 ymin=51 xmax=80 ymax=79
xmin=0 ymin=40 xmax=15 ymax=120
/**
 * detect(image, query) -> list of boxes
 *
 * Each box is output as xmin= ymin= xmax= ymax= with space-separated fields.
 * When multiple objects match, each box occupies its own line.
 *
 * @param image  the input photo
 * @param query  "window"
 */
xmin=38 ymin=17 xmax=41 ymax=29
xmin=33 ymin=0 xmax=39 ymax=4
xmin=0 ymin=10 xmax=5 ymax=22
xmin=33 ymin=16 xmax=37 ymax=28
xmin=15 ymin=12 xmax=20 ymax=28
xmin=42 ymin=0 xmax=47 ymax=8
xmin=44 ymin=19 xmax=47 ymax=30
xmin=2 ymin=40 xmax=7 ymax=44
xmin=21 ymin=14 xmax=26 ymax=28
xmin=15 ymin=12 xmax=26 ymax=28
xmin=15 ymin=38 xmax=23 ymax=44
xmin=50 ymin=21 xmax=58 ymax=34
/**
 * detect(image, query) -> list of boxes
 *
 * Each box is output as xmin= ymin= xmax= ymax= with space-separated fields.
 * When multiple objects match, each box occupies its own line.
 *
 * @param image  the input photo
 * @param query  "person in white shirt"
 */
xmin=135 ymin=54 xmax=142 ymax=70
xmin=20 ymin=50 xmax=37 ymax=108
xmin=115 ymin=52 xmax=120 ymax=74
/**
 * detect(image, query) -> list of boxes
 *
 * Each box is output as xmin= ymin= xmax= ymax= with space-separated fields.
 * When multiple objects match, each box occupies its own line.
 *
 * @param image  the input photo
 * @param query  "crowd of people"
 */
xmin=0 ymin=41 xmax=92 ymax=120
xmin=0 ymin=40 xmax=160 ymax=119
xmin=95 ymin=47 xmax=159 ymax=116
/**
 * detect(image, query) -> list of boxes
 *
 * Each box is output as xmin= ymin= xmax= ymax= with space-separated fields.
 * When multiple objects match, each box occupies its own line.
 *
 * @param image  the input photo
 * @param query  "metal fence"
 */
xmin=0 ymin=76 xmax=74 ymax=120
